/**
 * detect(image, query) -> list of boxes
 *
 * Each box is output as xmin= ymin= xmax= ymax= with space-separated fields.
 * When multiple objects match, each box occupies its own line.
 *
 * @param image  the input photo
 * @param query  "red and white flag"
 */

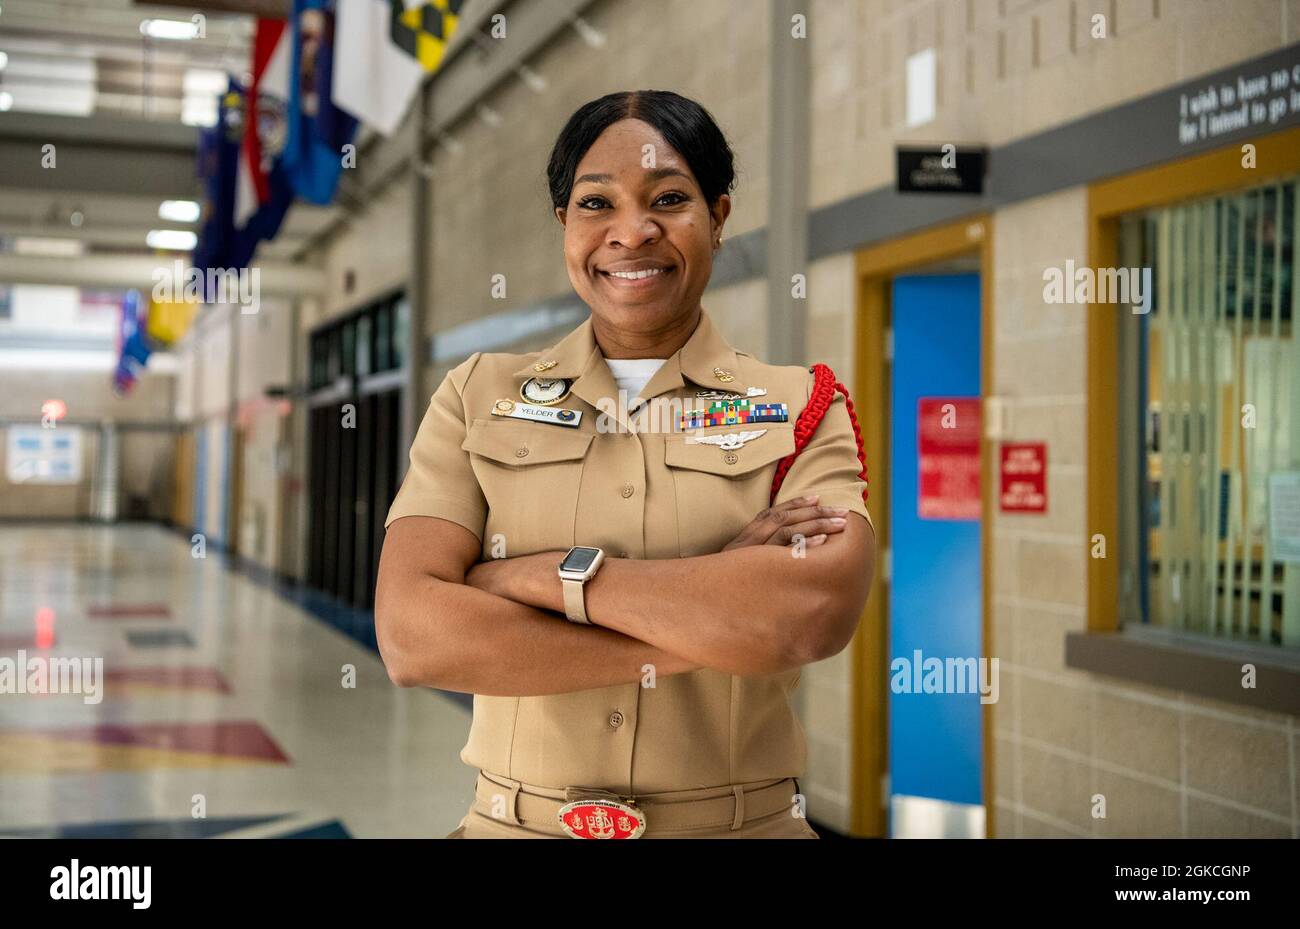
xmin=234 ymin=18 xmax=293 ymax=229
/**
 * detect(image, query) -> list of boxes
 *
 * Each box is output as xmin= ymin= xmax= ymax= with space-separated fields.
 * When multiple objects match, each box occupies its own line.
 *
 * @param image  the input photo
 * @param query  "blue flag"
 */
xmin=193 ymin=79 xmax=243 ymax=281
xmin=113 ymin=290 xmax=151 ymax=395
xmin=229 ymin=159 xmax=294 ymax=269
xmin=284 ymin=0 xmax=358 ymax=204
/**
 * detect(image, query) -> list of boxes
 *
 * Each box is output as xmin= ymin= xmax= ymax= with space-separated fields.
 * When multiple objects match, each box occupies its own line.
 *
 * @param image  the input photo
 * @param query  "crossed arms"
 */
xmin=375 ymin=499 xmax=875 ymax=696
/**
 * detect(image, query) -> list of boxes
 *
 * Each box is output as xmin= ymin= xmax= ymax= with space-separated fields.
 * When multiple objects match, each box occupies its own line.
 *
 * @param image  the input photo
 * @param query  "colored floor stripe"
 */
xmin=0 ymin=721 xmax=290 ymax=773
xmin=0 ymin=634 xmax=57 ymax=649
xmin=0 ymin=814 xmax=290 ymax=839
xmin=273 ymin=820 xmax=352 ymax=839
xmin=87 ymin=603 xmax=172 ymax=620
xmin=103 ymin=667 xmax=232 ymax=694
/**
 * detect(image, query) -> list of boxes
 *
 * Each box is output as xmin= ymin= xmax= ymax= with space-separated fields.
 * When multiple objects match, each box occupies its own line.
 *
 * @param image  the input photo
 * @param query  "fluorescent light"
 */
xmin=146 ymin=229 xmax=197 ymax=251
xmin=905 ymin=49 xmax=937 ymax=128
xmin=159 ymin=200 xmax=201 ymax=223
xmin=13 ymin=237 xmax=86 ymax=257
xmin=0 ymin=91 xmax=11 ymax=112
xmin=182 ymin=68 xmax=224 ymax=127
xmin=0 ymin=51 xmax=8 ymax=70
xmin=140 ymin=19 xmax=200 ymax=40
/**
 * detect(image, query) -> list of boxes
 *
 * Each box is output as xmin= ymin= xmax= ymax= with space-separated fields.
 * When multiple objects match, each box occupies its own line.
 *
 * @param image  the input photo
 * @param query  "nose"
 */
xmin=605 ymin=205 xmax=661 ymax=250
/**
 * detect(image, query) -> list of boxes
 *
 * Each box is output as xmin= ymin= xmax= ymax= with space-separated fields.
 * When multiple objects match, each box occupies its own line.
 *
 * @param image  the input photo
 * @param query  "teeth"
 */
xmin=607 ymin=268 xmax=665 ymax=280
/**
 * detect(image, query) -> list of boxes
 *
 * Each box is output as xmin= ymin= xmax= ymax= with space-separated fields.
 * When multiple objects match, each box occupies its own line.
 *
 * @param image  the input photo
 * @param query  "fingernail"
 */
xmin=831 ymin=506 xmax=850 ymax=514
xmin=829 ymin=517 xmax=846 ymax=525
xmin=810 ymin=534 xmax=827 ymax=543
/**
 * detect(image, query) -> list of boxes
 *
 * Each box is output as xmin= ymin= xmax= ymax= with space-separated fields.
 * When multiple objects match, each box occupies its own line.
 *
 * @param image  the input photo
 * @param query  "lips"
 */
xmin=597 ymin=263 xmax=675 ymax=288
xmin=603 ymin=267 xmax=669 ymax=280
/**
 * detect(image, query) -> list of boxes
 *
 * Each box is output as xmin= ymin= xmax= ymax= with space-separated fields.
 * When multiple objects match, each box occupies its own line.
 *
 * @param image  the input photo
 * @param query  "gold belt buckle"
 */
xmin=557 ymin=797 xmax=647 ymax=839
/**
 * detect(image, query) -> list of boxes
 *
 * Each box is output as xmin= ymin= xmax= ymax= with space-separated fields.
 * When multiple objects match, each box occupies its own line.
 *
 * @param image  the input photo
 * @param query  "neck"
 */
xmin=593 ymin=306 xmax=701 ymax=360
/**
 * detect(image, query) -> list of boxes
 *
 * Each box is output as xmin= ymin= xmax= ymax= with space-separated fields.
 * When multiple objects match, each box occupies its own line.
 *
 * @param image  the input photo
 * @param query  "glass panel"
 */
xmin=374 ymin=304 xmax=392 ymax=372
xmin=1125 ymin=179 xmax=1299 ymax=648
xmin=327 ymin=327 xmax=342 ymax=382
xmin=392 ymin=296 xmax=409 ymax=369
xmin=341 ymin=320 xmax=357 ymax=377
xmin=310 ymin=332 xmax=329 ymax=389
xmin=356 ymin=314 xmax=372 ymax=377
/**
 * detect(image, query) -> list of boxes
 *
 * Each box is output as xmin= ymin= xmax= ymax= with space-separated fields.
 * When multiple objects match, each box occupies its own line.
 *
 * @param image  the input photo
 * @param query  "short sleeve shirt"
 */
xmin=386 ymin=309 xmax=872 ymax=794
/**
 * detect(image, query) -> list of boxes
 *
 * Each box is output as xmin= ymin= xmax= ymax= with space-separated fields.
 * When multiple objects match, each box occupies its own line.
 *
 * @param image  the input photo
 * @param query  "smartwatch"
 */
xmin=558 ymin=546 xmax=606 ymax=624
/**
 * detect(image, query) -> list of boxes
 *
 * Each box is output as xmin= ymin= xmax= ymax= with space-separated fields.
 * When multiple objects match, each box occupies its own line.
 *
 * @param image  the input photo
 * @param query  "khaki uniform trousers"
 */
xmin=448 ymin=771 xmax=820 ymax=839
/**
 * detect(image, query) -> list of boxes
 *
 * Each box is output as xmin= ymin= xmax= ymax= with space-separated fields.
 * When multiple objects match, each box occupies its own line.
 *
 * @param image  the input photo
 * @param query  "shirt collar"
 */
xmin=510 ymin=308 xmax=750 ymax=396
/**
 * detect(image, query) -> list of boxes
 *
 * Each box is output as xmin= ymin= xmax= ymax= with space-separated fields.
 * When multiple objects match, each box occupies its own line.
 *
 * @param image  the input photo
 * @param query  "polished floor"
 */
xmin=0 ymin=524 xmax=474 ymax=838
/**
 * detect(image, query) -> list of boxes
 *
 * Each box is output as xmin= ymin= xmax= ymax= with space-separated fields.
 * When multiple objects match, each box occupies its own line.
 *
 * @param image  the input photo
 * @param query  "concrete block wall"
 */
xmin=301 ymin=0 xmax=1300 ymax=834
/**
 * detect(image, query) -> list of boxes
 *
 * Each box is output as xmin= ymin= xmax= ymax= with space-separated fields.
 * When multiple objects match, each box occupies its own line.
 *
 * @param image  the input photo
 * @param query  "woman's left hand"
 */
xmin=721 ymin=495 xmax=851 ymax=551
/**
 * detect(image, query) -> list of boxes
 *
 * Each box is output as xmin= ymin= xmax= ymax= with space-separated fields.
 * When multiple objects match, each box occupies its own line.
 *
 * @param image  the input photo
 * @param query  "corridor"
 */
xmin=0 ymin=524 xmax=473 ymax=838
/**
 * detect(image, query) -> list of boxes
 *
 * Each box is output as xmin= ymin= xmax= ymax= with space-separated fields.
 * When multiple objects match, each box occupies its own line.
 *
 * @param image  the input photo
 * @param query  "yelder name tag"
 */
xmin=491 ymin=398 xmax=583 ymax=427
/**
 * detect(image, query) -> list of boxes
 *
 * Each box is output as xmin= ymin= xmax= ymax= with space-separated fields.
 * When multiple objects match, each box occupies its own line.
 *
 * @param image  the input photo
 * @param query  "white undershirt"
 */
xmin=603 ymin=357 xmax=667 ymax=402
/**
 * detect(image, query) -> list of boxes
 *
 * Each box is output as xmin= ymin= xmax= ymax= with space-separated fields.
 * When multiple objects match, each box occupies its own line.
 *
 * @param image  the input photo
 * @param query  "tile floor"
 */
xmin=0 ymin=524 xmax=475 ymax=838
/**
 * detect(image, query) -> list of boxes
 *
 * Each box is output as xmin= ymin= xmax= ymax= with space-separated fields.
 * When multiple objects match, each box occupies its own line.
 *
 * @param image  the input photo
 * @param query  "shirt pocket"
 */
xmin=461 ymin=418 xmax=595 ymax=555
xmin=664 ymin=423 xmax=795 ymax=557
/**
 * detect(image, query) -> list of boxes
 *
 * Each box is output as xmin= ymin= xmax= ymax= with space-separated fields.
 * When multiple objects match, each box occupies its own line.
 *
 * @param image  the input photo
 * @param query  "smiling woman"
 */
xmin=374 ymin=90 xmax=876 ymax=840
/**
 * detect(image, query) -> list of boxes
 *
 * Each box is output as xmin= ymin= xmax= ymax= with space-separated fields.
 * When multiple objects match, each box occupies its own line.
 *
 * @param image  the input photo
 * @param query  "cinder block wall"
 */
xmin=307 ymin=0 xmax=1300 ymax=834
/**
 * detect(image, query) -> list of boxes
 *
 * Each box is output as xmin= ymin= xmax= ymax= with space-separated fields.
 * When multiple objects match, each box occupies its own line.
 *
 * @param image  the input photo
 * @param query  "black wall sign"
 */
xmin=896 ymin=146 xmax=988 ymax=194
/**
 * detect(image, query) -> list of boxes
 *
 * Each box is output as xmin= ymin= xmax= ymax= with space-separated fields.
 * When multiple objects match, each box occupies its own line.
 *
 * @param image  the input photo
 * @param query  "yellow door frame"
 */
xmin=850 ymin=215 xmax=995 ymax=837
xmin=1087 ymin=126 xmax=1300 ymax=634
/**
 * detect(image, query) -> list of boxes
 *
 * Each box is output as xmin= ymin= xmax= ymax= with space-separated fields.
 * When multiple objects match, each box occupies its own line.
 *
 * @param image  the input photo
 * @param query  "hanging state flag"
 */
xmin=192 ymin=79 xmax=244 ymax=284
xmin=113 ymin=291 xmax=151 ymax=396
xmin=283 ymin=0 xmax=358 ymax=204
xmin=146 ymin=298 xmax=198 ymax=346
xmin=230 ymin=18 xmax=295 ymax=268
xmin=235 ymin=18 xmax=290 ymax=228
xmin=333 ymin=0 xmax=465 ymax=137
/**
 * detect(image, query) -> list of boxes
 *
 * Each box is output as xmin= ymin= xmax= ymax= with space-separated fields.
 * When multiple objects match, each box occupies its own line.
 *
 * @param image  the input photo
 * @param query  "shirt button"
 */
xmin=608 ymin=711 xmax=624 ymax=729
xmin=515 ymin=447 xmax=529 ymax=458
xmin=620 ymin=484 xmax=635 ymax=498
xmin=723 ymin=451 xmax=738 ymax=464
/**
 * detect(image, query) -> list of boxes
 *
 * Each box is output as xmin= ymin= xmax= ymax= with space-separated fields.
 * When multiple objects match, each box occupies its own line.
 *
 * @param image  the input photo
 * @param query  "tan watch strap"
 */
xmin=562 ymin=576 xmax=590 ymax=624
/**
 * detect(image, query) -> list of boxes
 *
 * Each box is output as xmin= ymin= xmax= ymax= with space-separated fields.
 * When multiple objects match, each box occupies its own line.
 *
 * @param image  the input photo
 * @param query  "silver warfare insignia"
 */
xmin=686 ymin=429 xmax=767 ymax=450
xmin=696 ymin=386 xmax=768 ymax=400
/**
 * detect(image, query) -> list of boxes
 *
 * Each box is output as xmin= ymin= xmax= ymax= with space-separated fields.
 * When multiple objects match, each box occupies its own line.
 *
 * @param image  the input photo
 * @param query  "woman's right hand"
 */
xmin=721 ymin=495 xmax=851 ymax=551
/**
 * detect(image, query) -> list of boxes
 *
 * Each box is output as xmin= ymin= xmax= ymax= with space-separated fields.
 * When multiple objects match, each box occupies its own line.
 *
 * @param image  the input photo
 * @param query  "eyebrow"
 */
xmin=573 ymin=167 xmax=692 ymax=187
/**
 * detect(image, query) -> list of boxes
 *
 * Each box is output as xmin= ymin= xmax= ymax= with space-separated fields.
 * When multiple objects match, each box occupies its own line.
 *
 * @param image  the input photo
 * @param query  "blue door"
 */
xmin=888 ymin=273 xmax=984 ymax=836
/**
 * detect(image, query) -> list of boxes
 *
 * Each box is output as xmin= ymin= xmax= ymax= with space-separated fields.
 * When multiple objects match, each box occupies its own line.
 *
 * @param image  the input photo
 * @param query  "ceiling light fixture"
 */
xmin=146 ymin=229 xmax=197 ymax=251
xmin=140 ymin=19 xmax=200 ymax=41
xmin=159 ymin=200 xmax=201 ymax=223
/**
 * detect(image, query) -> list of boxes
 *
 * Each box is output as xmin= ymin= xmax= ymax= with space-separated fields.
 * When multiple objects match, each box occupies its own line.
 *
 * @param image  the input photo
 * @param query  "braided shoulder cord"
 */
xmin=769 ymin=363 xmax=869 ymax=506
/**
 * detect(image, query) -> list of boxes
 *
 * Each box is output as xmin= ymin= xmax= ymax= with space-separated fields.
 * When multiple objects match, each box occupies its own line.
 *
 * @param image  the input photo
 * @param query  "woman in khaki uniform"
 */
xmin=376 ymin=90 xmax=876 ymax=839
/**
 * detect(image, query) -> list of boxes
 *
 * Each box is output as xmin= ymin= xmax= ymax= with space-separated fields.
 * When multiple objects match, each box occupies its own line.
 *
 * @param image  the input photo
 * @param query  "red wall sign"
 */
xmin=917 ymin=397 xmax=981 ymax=520
xmin=1000 ymin=442 xmax=1047 ymax=513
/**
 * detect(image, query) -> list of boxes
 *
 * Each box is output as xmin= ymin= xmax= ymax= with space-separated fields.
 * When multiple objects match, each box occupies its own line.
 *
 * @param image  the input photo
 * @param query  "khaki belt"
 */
xmin=473 ymin=771 xmax=800 ymax=836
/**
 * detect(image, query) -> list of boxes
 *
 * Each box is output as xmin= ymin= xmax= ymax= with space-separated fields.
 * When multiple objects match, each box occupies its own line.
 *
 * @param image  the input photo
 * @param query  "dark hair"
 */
xmin=546 ymin=90 xmax=736 ymax=212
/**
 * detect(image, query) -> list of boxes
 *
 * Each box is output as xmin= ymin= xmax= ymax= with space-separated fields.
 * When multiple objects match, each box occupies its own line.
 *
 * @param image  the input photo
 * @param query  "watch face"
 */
xmin=561 ymin=547 xmax=600 ymax=573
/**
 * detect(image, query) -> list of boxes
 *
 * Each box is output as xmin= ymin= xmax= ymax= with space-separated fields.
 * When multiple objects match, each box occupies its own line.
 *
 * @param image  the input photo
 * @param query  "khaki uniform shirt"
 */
xmin=386 ymin=309 xmax=871 ymax=794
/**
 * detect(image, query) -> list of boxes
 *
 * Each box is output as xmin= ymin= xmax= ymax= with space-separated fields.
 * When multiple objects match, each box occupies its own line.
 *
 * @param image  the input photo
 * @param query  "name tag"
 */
xmin=491 ymin=398 xmax=583 ymax=428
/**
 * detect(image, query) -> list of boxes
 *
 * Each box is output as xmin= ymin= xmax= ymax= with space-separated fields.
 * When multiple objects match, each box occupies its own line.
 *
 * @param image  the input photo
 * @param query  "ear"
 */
xmin=708 ymin=194 xmax=732 ymax=236
xmin=554 ymin=206 xmax=567 ymax=227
